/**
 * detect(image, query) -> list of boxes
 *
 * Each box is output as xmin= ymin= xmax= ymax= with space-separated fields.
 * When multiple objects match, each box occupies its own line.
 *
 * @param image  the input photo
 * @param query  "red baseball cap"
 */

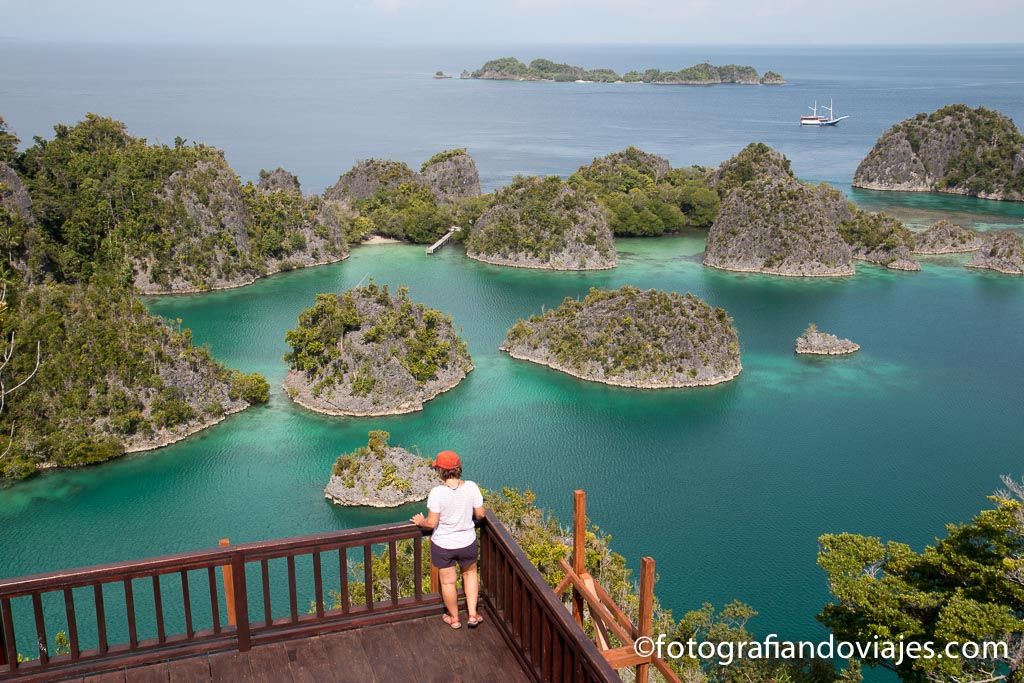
xmin=433 ymin=450 xmax=461 ymax=469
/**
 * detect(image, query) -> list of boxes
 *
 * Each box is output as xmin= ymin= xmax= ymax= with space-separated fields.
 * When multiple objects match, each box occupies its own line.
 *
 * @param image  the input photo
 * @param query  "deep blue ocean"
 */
xmin=1 ymin=44 xmax=1023 ymax=676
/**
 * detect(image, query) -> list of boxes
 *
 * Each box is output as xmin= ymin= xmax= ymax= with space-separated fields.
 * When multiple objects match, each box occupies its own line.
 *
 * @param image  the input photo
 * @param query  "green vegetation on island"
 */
xmin=818 ymin=475 xmax=1024 ymax=683
xmin=502 ymin=286 xmax=742 ymax=387
xmin=466 ymin=57 xmax=785 ymax=85
xmin=14 ymin=114 xmax=347 ymax=294
xmin=854 ymin=104 xmax=1024 ymax=201
xmin=967 ymin=230 xmax=1024 ymax=275
xmin=569 ymin=147 xmax=720 ymax=236
xmin=323 ymin=150 xmax=484 ymax=244
xmin=466 ymin=175 xmax=615 ymax=270
xmin=283 ymin=282 xmax=472 ymax=416
xmin=0 ymin=115 xmax=271 ymax=481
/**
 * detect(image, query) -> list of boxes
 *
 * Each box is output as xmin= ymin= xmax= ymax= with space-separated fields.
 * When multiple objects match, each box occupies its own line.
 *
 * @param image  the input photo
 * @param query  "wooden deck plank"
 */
xmin=388 ymin=619 xmax=461 ymax=683
xmin=356 ymin=623 xmax=424 ymax=683
xmin=434 ymin=615 xmax=531 ymax=682
xmin=125 ymin=661 xmax=170 ymax=683
xmin=166 ymin=656 xmax=212 ymax=683
xmin=284 ymin=637 xmax=334 ymax=683
xmin=209 ymin=649 xmax=255 ymax=683
xmin=318 ymin=628 xmax=378 ymax=683
xmin=247 ymin=642 xmax=292 ymax=683
xmin=83 ymin=671 xmax=127 ymax=683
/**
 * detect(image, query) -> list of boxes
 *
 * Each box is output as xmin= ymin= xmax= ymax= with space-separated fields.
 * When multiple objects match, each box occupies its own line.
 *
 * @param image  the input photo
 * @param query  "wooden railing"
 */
xmin=479 ymin=510 xmax=619 ymax=683
xmin=0 ymin=513 xmax=618 ymax=683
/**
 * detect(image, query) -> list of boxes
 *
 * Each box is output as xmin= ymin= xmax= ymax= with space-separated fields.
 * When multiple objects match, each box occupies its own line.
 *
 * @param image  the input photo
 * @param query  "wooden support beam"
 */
xmin=219 ymin=539 xmax=236 ymax=627
xmin=603 ymin=645 xmax=651 ymax=669
xmin=572 ymin=490 xmax=586 ymax=628
xmin=429 ymin=565 xmax=440 ymax=594
xmin=636 ymin=556 xmax=655 ymax=683
xmin=581 ymin=573 xmax=609 ymax=650
xmin=557 ymin=559 xmax=633 ymax=646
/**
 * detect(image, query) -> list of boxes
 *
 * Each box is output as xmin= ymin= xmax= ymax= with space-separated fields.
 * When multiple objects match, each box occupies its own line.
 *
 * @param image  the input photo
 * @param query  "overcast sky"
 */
xmin=1 ymin=0 xmax=1021 ymax=45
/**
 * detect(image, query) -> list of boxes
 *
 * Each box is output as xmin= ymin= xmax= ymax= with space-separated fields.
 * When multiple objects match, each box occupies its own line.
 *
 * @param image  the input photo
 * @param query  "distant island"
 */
xmin=462 ymin=57 xmax=785 ymax=85
xmin=283 ymin=283 xmax=473 ymax=416
xmin=324 ymin=431 xmax=435 ymax=507
xmin=501 ymin=286 xmax=742 ymax=387
xmin=854 ymin=104 xmax=1024 ymax=202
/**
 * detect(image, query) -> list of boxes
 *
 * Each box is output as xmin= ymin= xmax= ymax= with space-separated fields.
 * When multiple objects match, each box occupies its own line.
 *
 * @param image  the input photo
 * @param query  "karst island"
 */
xmin=501 ymin=286 xmax=742 ymax=387
xmin=704 ymin=143 xmax=922 ymax=275
xmin=795 ymin=324 xmax=860 ymax=355
xmin=854 ymin=104 xmax=1024 ymax=202
xmin=466 ymin=175 xmax=616 ymax=270
xmin=324 ymin=430 xmax=435 ymax=507
xmin=283 ymin=282 xmax=473 ymax=416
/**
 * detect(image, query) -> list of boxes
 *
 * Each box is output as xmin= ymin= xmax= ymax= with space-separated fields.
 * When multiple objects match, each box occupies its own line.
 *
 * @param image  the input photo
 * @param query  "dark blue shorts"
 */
xmin=430 ymin=539 xmax=478 ymax=570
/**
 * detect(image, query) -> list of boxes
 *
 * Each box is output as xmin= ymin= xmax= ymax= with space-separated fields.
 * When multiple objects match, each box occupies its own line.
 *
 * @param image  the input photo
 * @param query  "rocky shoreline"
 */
xmin=966 ymin=230 xmax=1024 ymax=274
xmin=136 ymin=253 xmax=349 ymax=296
xmin=503 ymin=349 xmax=741 ymax=388
xmin=465 ymin=251 xmax=616 ymax=271
xmin=283 ymin=366 xmax=471 ymax=417
xmin=123 ymin=403 xmax=249 ymax=453
xmin=913 ymin=220 xmax=982 ymax=255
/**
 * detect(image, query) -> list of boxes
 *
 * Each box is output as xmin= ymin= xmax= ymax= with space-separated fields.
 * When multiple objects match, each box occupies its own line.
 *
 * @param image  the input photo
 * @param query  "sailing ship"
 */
xmin=800 ymin=99 xmax=849 ymax=126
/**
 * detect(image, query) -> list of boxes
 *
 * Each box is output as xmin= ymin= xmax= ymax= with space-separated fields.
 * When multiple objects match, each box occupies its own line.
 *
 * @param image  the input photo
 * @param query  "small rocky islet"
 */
xmin=912 ymin=220 xmax=982 ymax=254
xmin=501 ymin=286 xmax=742 ymax=387
xmin=853 ymin=104 xmax=1024 ymax=202
xmin=466 ymin=175 xmax=616 ymax=270
xmin=283 ymin=282 xmax=473 ymax=416
xmin=795 ymin=324 xmax=860 ymax=356
xmin=324 ymin=430 xmax=435 ymax=507
xmin=463 ymin=57 xmax=785 ymax=85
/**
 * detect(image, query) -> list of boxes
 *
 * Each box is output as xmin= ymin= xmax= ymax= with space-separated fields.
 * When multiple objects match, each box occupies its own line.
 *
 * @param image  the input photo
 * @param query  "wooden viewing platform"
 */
xmin=0 ymin=493 xmax=678 ymax=682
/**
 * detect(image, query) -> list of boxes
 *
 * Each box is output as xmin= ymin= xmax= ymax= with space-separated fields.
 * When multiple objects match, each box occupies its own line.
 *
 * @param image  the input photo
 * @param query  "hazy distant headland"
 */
xmin=462 ymin=57 xmax=785 ymax=85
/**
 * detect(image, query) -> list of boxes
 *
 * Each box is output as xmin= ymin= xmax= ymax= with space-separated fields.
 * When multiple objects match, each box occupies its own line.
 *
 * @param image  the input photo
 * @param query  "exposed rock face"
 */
xmin=795 ymin=326 xmax=860 ymax=355
xmin=324 ymin=431 xmax=435 ymax=507
xmin=283 ymin=283 xmax=473 ymax=416
xmin=420 ymin=150 xmax=482 ymax=202
xmin=133 ymin=155 xmax=348 ymax=295
xmin=711 ymin=143 xmax=794 ymax=196
xmin=501 ymin=286 xmax=742 ymax=387
xmin=853 ymin=105 xmax=1024 ymax=201
xmin=0 ymin=162 xmax=32 ymax=222
xmin=257 ymin=167 xmax=301 ymax=194
xmin=839 ymin=211 xmax=920 ymax=271
xmin=913 ymin=220 xmax=982 ymax=254
xmin=467 ymin=176 xmax=615 ymax=270
xmin=323 ymin=159 xmax=420 ymax=206
xmin=705 ymin=177 xmax=855 ymax=276
xmin=967 ymin=230 xmax=1024 ymax=274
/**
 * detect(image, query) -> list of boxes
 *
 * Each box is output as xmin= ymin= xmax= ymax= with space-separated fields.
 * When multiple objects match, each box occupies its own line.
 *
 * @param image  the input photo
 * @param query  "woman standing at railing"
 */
xmin=411 ymin=450 xmax=485 ymax=629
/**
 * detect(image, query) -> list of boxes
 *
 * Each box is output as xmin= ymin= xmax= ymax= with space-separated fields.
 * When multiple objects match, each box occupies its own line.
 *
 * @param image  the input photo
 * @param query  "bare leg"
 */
xmin=439 ymin=566 xmax=459 ymax=621
xmin=462 ymin=562 xmax=479 ymax=619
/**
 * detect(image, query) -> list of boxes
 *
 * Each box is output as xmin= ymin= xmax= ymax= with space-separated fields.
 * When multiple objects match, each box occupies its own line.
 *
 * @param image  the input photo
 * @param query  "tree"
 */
xmin=818 ymin=476 xmax=1024 ymax=683
xmin=0 ymin=116 xmax=18 ymax=164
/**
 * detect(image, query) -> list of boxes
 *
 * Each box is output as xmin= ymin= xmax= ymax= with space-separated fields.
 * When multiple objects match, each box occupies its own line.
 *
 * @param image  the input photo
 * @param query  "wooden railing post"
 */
xmin=636 ymin=557 xmax=655 ymax=683
xmin=572 ymin=490 xmax=587 ymax=628
xmin=219 ymin=539 xmax=236 ymax=627
xmin=230 ymin=550 xmax=251 ymax=652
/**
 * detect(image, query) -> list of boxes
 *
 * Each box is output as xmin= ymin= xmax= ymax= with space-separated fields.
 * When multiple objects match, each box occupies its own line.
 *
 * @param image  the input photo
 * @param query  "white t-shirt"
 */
xmin=427 ymin=480 xmax=483 ymax=549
